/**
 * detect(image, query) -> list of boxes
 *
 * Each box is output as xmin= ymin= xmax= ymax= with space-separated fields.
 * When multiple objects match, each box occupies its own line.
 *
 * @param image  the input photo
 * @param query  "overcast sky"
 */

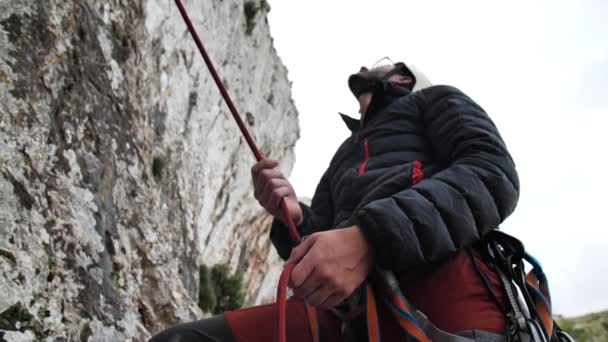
xmin=266 ymin=0 xmax=607 ymax=316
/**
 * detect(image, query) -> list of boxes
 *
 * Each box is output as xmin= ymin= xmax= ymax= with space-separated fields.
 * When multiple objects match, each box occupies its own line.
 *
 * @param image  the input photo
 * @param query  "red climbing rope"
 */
xmin=173 ymin=1 xmax=301 ymax=341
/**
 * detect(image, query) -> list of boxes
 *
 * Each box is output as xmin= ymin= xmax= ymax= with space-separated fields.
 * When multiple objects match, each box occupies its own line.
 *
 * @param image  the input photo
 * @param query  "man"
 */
xmin=150 ymin=62 xmax=519 ymax=341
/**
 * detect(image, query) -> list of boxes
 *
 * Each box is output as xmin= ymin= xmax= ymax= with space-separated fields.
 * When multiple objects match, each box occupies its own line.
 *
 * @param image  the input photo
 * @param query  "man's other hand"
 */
xmin=251 ymin=158 xmax=303 ymax=225
xmin=287 ymin=226 xmax=373 ymax=309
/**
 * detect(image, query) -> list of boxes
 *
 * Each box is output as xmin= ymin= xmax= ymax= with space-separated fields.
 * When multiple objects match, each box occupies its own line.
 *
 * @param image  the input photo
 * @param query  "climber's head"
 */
xmin=348 ymin=61 xmax=431 ymax=115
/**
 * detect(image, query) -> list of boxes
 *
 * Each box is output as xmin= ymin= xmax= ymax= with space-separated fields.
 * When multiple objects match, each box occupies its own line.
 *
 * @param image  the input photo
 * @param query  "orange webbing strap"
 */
xmin=526 ymin=269 xmax=553 ymax=338
xmin=382 ymin=289 xmax=432 ymax=342
xmin=364 ymin=279 xmax=432 ymax=342
xmin=305 ymin=304 xmax=321 ymax=342
xmin=365 ymin=284 xmax=381 ymax=342
xmin=375 ymin=270 xmax=432 ymax=342
xmin=305 ymin=280 xmax=433 ymax=342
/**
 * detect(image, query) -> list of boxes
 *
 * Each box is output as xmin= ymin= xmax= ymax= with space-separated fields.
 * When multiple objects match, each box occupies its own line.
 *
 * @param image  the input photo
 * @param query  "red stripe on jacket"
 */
xmin=412 ymin=160 xmax=425 ymax=184
xmin=358 ymin=138 xmax=370 ymax=176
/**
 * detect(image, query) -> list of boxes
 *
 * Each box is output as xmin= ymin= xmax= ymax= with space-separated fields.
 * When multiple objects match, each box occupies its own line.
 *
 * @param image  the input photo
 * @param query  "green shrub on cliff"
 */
xmin=556 ymin=310 xmax=608 ymax=341
xmin=198 ymin=264 xmax=245 ymax=315
xmin=198 ymin=264 xmax=217 ymax=313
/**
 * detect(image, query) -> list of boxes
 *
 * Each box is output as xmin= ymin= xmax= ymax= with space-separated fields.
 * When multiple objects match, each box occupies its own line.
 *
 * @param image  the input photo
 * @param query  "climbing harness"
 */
xmin=173 ymin=2 xmax=574 ymax=341
xmin=478 ymin=231 xmax=576 ymax=342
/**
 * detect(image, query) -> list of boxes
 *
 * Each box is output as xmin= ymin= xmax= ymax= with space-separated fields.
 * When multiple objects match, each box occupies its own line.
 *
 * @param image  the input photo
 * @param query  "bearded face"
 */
xmin=348 ymin=65 xmax=394 ymax=98
xmin=348 ymin=63 xmax=415 ymax=98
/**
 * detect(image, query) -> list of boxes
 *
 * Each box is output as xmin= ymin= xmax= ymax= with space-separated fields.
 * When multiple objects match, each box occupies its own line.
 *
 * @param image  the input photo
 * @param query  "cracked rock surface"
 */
xmin=0 ymin=0 xmax=297 ymax=340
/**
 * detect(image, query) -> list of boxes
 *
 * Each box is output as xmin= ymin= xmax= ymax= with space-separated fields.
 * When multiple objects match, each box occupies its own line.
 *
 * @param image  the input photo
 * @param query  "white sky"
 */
xmin=267 ymin=0 xmax=607 ymax=316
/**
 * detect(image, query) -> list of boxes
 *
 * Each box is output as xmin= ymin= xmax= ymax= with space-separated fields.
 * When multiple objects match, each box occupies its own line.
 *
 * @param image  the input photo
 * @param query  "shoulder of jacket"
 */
xmin=327 ymin=134 xmax=356 ymax=168
xmin=412 ymin=85 xmax=476 ymax=113
xmin=414 ymin=85 xmax=467 ymax=101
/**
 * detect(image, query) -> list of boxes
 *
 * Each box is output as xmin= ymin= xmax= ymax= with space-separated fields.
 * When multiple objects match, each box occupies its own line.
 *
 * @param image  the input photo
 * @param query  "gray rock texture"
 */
xmin=0 ymin=0 xmax=297 ymax=340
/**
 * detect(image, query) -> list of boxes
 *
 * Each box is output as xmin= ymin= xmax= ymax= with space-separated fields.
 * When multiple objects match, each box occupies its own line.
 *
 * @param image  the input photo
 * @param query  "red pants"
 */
xmin=150 ymin=298 xmax=507 ymax=342
xmin=225 ymin=299 xmax=340 ymax=342
xmin=150 ymin=251 xmax=507 ymax=342
xmin=225 ymin=298 xmax=414 ymax=342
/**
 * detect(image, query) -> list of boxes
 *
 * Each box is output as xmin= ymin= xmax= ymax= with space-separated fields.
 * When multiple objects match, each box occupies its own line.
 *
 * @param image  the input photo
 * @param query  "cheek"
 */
xmin=357 ymin=101 xmax=365 ymax=113
xmin=358 ymin=93 xmax=372 ymax=108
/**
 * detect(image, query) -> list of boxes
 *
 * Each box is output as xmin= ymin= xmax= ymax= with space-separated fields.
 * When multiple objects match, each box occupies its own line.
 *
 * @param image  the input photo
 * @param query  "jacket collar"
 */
xmin=339 ymin=82 xmax=411 ymax=132
xmin=339 ymin=113 xmax=361 ymax=132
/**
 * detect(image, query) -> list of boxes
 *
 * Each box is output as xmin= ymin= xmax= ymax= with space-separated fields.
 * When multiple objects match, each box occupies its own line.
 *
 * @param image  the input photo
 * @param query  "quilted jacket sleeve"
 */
xmin=270 ymin=169 xmax=334 ymax=260
xmin=353 ymin=86 xmax=519 ymax=273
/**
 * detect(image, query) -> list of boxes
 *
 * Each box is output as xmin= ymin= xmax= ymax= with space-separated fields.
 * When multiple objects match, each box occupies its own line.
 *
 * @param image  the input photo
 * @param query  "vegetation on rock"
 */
xmin=0 ymin=302 xmax=46 ymax=339
xmin=244 ymin=0 xmax=270 ymax=35
xmin=556 ymin=310 xmax=608 ymax=341
xmin=198 ymin=264 xmax=245 ymax=314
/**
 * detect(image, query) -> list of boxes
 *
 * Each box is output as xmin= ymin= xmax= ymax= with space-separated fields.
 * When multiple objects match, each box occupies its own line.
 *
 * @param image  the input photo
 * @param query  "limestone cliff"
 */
xmin=0 ymin=0 xmax=297 ymax=340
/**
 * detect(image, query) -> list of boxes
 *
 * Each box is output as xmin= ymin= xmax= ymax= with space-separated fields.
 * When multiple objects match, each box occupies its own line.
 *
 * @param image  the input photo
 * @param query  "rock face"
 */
xmin=0 ymin=0 xmax=297 ymax=340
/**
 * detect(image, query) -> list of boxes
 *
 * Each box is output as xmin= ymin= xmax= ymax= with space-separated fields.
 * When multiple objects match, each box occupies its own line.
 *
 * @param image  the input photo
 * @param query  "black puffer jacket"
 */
xmin=271 ymin=82 xmax=519 ymax=273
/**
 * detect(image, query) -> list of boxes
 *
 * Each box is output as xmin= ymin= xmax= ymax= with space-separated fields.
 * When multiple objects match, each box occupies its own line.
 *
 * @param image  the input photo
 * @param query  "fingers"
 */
xmin=305 ymin=285 xmax=334 ymax=307
xmin=303 ymin=260 xmax=351 ymax=309
xmin=292 ymin=268 xmax=323 ymax=300
xmin=288 ymin=236 xmax=317 ymax=291
xmin=268 ymin=188 xmax=291 ymax=217
xmin=318 ymin=293 xmax=347 ymax=310
xmin=291 ymin=265 xmax=352 ymax=309
xmin=251 ymin=158 xmax=282 ymax=195
xmin=287 ymin=234 xmax=316 ymax=266
xmin=253 ymin=169 xmax=283 ymax=198
xmin=251 ymin=158 xmax=279 ymax=174
xmin=293 ymin=268 xmax=349 ymax=309
xmin=251 ymin=158 xmax=294 ymax=214
xmin=288 ymin=232 xmax=356 ymax=309
xmin=259 ymin=178 xmax=291 ymax=213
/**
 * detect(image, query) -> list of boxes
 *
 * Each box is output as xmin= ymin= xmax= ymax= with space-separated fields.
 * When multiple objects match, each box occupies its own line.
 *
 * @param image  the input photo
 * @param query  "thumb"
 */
xmin=287 ymin=235 xmax=315 ymax=264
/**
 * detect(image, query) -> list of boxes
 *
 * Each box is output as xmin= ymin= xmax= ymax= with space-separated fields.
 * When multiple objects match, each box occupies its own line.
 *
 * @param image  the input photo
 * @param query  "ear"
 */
xmin=393 ymin=75 xmax=413 ymax=86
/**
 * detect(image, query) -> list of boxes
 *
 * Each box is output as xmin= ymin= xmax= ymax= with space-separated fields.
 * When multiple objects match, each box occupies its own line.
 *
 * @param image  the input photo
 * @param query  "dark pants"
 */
xmin=149 ymin=315 xmax=236 ymax=342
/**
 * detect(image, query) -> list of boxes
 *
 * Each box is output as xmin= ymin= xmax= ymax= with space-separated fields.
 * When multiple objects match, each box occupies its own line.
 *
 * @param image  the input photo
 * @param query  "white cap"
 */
xmin=408 ymin=64 xmax=433 ymax=92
